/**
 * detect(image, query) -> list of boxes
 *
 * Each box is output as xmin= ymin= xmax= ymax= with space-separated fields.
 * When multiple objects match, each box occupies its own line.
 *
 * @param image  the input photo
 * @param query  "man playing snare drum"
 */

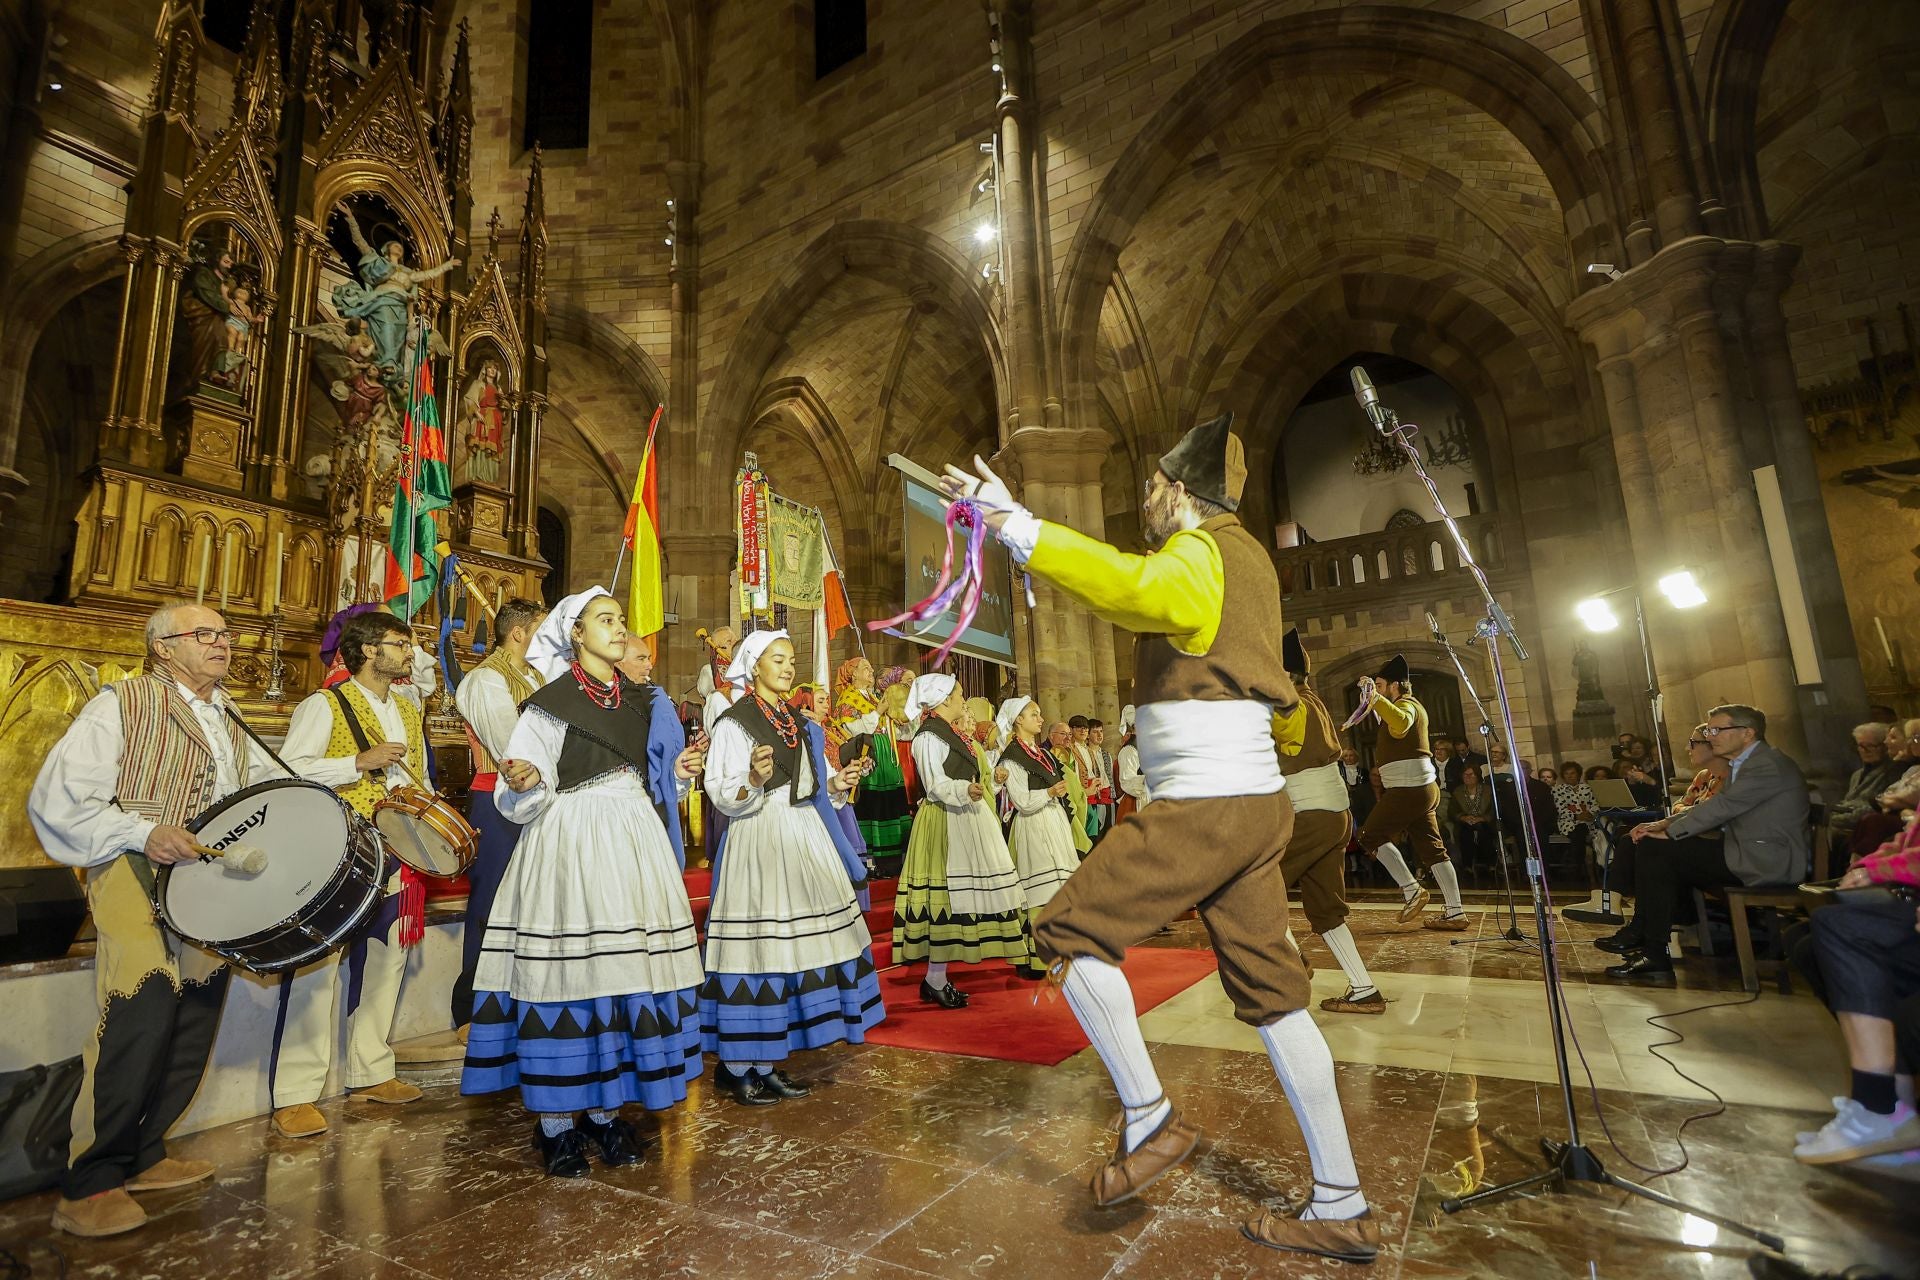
xmin=28 ymin=601 xmax=284 ymax=1237
xmin=273 ymin=610 xmax=431 ymax=1138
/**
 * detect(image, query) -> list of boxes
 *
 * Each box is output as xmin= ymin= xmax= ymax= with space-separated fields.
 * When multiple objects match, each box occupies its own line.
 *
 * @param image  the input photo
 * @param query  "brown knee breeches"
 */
xmin=1033 ymin=789 xmax=1311 ymax=1026
xmin=1355 ymin=783 xmax=1448 ymax=870
xmin=1282 ymin=808 xmax=1353 ymax=935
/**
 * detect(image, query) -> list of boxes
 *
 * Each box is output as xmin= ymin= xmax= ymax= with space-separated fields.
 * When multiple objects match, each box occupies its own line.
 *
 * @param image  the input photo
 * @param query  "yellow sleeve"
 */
xmin=1025 ymin=523 xmax=1223 ymax=656
xmin=1272 ymin=704 xmax=1306 ymax=757
xmin=1371 ymin=694 xmax=1415 ymax=739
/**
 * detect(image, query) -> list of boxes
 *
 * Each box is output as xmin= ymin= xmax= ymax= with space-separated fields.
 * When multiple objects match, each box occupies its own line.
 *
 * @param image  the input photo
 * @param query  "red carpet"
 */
xmin=865 ymin=948 xmax=1220 ymax=1066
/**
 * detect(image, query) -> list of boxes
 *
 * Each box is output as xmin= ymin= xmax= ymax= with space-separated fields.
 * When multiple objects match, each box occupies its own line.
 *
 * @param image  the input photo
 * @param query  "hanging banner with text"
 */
xmin=895 ymin=473 xmax=1017 ymax=668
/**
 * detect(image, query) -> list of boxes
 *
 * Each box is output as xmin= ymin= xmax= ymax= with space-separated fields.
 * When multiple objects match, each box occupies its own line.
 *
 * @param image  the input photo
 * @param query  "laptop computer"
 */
xmin=1586 ymin=777 xmax=1642 ymax=810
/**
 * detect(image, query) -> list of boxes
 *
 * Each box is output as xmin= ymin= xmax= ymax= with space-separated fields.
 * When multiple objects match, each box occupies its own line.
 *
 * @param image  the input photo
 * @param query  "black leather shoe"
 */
xmin=1593 ymin=931 xmax=1644 ymax=955
xmin=577 ymin=1112 xmax=645 ymax=1167
xmin=1603 ymin=953 xmax=1676 ymax=986
xmin=920 ymin=979 xmax=967 ymax=1009
xmin=532 ymin=1124 xmax=592 ymax=1177
xmin=725 ymin=1069 xmax=781 ymax=1106
xmin=763 ymin=1068 xmax=811 ymax=1099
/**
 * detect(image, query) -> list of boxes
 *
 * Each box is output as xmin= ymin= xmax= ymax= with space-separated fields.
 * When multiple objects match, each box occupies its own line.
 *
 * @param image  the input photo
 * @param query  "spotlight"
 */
xmin=663 ymin=236 xmax=673 ymax=247
xmin=665 ymin=198 xmax=674 ymax=210
xmin=48 ymin=81 xmax=61 ymax=91
xmin=1586 ymin=263 xmax=1622 ymax=282
xmin=979 ymin=141 xmax=995 ymax=155
xmin=980 ymin=262 xmax=997 ymax=282
xmin=1657 ymin=570 xmax=1707 ymax=609
xmin=976 ymin=177 xmax=993 ymax=194
xmin=1575 ymin=598 xmax=1620 ymax=633
xmin=973 ymin=222 xmax=995 ymax=246
xmin=991 ymin=60 xmax=1001 ymax=73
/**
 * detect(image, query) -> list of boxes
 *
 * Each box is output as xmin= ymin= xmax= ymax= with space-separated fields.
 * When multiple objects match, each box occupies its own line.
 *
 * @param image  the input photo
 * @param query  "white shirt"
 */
xmin=283 ymin=677 xmax=415 ymax=791
xmin=28 ymin=682 xmax=284 ymax=868
xmin=1728 ymin=739 xmax=1761 ymax=784
xmin=1116 ymin=743 xmax=1147 ymax=802
xmin=455 ymin=661 xmax=540 ymax=765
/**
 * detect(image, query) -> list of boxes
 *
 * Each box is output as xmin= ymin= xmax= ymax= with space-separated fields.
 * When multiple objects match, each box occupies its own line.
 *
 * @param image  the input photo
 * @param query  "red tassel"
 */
xmin=397 ymin=866 xmax=427 ymax=948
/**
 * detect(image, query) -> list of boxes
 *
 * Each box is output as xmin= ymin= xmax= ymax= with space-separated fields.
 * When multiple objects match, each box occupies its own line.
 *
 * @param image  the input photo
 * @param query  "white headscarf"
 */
xmin=906 ymin=673 xmax=956 ymax=722
xmin=723 ymin=629 xmax=790 ymax=691
xmin=996 ymin=695 xmax=1035 ymax=746
xmin=1120 ymin=704 xmax=1136 ymax=735
xmin=526 ymin=586 xmax=612 ymax=682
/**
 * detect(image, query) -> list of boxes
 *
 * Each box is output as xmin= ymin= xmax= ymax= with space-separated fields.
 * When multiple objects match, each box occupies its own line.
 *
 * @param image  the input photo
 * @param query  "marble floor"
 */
xmin=1 ymin=902 xmax=1913 ymax=1279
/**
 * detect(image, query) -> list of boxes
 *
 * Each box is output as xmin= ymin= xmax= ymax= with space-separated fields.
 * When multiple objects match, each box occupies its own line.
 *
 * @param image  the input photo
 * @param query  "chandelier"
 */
xmin=1351 ymin=412 xmax=1473 ymax=475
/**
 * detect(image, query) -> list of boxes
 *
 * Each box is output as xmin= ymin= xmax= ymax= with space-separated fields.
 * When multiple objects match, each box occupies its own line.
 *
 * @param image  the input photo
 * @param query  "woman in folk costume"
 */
xmin=700 ymin=633 xmax=883 ymax=1106
xmin=893 ymin=674 xmax=1038 ymax=1008
xmin=462 ymin=589 xmax=707 ymax=1179
xmin=844 ymin=664 xmax=916 ymax=876
xmin=827 ymin=657 xmax=878 ymax=766
xmin=697 ymin=625 xmax=742 ymax=734
xmin=1114 ymin=705 xmax=1147 ymax=821
xmin=997 ymin=696 xmax=1082 ymax=911
xmin=790 ymin=682 xmax=870 ymax=888
xmin=1048 ymin=721 xmax=1097 ymax=858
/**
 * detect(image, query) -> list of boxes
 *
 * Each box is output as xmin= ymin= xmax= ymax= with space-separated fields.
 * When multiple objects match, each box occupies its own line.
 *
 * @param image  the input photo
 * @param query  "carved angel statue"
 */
xmin=329 ymin=206 xmax=459 ymax=380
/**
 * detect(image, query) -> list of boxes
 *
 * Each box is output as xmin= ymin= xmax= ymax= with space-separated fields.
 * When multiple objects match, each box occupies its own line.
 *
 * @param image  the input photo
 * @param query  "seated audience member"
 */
xmin=1850 ymin=719 xmax=1920 ymax=858
xmin=1611 ymin=732 xmax=1639 ymax=763
xmin=1602 ymin=704 xmax=1810 ymax=985
xmin=1551 ymin=761 xmax=1596 ymax=864
xmin=1793 ymin=831 xmax=1920 ymax=1163
xmin=1446 ymin=737 xmax=1486 ymax=791
xmin=1450 ymin=765 xmax=1500 ymax=867
xmin=1585 ymin=764 xmax=1615 ymax=783
xmin=1339 ymin=747 xmax=1375 ymax=828
xmin=1433 ymin=740 xmax=1456 ymax=849
xmin=1619 ymin=755 xmax=1665 ymax=808
xmin=1488 ymin=745 xmax=1556 ymax=854
xmin=1830 ymin=722 xmax=1900 ymax=849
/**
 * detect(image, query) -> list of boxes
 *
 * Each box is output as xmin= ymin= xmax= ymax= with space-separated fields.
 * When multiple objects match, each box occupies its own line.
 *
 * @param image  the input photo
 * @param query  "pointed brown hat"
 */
xmin=1158 ymin=413 xmax=1246 ymax=512
xmin=1283 ymin=626 xmax=1308 ymax=677
xmin=1374 ymin=652 xmax=1410 ymax=684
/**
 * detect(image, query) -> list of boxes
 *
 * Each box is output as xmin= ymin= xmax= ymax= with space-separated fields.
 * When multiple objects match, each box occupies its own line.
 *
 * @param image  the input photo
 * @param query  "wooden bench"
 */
xmin=1691 ymin=825 xmax=1827 ymax=994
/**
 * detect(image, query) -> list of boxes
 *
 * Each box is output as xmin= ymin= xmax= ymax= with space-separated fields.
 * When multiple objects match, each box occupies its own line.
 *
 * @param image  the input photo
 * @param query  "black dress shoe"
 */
xmin=1603 ymin=953 xmax=1676 ymax=986
xmin=577 ymin=1112 xmax=645 ymax=1166
xmin=725 ymin=1069 xmax=781 ymax=1106
xmin=920 ymin=979 xmax=967 ymax=1009
xmin=1593 ymin=931 xmax=1644 ymax=955
xmin=532 ymin=1124 xmax=592 ymax=1177
xmin=762 ymin=1068 xmax=811 ymax=1099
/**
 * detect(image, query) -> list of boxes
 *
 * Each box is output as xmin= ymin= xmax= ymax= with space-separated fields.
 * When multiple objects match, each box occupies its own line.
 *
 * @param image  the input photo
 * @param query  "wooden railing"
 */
xmin=1272 ymin=513 xmax=1509 ymax=603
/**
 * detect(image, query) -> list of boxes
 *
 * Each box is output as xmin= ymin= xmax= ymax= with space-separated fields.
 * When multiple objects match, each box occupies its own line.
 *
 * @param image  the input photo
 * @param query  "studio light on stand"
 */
xmin=1345 ymin=369 xmax=1780 ymax=1254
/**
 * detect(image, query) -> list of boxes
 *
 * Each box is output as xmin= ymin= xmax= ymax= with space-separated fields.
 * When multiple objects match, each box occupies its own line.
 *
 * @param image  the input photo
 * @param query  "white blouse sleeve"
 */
xmin=493 ymin=705 xmax=567 ymax=825
xmin=1118 ymin=746 xmax=1146 ymax=799
xmin=913 ymin=733 xmax=976 ymax=809
xmin=455 ymin=667 xmax=521 ymax=764
xmin=701 ymin=689 xmax=735 ymax=735
xmin=27 ymin=690 xmax=155 ymax=868
xmin=703 ymin=718 xmax=768 ymax=820
xmin=282 ymin=690 xmax=363 ymax=789
xmin=1004 ymin=759 xmax=1055 ymax=817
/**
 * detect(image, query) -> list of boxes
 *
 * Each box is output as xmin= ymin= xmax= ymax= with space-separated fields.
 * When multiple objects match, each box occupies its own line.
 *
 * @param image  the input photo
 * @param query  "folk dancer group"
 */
xmin=29 ymin=410 xmax=1482 ymax=1264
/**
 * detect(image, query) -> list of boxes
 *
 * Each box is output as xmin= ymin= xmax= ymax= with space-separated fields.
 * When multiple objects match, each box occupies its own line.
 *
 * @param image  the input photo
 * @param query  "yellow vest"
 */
xmin=326 ymin=681 xmax=428 ymax=818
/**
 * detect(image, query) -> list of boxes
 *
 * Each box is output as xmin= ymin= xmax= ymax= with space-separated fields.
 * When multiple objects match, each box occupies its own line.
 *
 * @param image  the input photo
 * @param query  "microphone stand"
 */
xmin=1350 ymin=381 xmax=1782 ymax=1253
xmin=1426 ymin=615 xmax=1532 ymax=951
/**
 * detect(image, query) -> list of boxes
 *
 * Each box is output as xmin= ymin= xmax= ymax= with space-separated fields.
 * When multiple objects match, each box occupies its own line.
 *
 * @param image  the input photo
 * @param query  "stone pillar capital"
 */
xmin=993 ymin=426 xmax=1109 ymax=490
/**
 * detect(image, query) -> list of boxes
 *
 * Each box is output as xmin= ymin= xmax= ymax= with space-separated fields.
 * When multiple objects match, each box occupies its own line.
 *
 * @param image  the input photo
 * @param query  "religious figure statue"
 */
xmin=176 ymin=238 xmax=268 ymax=395
xmin=1573 ymin=639 xmax=1606 ymax=703
xmin=457 ymin=360 xmax=506 ymax=485
xmin=329 ymin=207 xmax=459 ymax=386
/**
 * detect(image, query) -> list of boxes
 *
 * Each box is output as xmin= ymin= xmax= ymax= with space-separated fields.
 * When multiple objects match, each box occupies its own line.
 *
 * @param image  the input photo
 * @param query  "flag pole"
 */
xmin=398 ymin=312 xmax=428 ymax=619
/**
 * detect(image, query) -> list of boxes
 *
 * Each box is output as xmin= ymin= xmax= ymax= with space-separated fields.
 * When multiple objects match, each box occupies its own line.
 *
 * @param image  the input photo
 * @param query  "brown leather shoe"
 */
xmin=1242 ymin=1206 xmax=1380 ymax=1264
xmin=272 ymin=1103 xmax=329 ymax=1138
xmin=1395 ymin=888 xmax=1431 ymax=924
xmin=127 ymin=1156 xmax=215 ymax=1191
xmin=51 ymin=1188 xmax=147 ymax=1237
xmin=1422 ymin=912 xmax=1471 ymax=932
xmin=1319 ymin=987 xmax=1387 ymax=1015
xmin=352 ymin=1078 xmax=423 ymax=1105
xmin=1089 ymin=1106 xmax=1201 ymax=1207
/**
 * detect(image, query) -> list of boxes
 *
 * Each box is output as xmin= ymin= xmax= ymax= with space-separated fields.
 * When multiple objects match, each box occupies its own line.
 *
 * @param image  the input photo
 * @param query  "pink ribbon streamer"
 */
xmin=869 ymin=499 xmax=988 ymax=667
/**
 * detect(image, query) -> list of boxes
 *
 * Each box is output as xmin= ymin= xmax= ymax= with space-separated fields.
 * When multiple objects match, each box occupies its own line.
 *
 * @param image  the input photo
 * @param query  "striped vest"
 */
xmin=113 ymin=674 xmax=252 ymax=826
xmin=325 ymin=680 xmax=427 ymax=818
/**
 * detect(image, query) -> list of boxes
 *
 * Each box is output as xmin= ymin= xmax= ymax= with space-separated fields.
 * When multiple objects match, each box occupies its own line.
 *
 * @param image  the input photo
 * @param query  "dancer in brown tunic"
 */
xmin=942 ymin=414 xmax=1378 ymax=1265
xmin=1351 ymin=654 xmax=1468 ymax=930
xmin=1274 ymin=628 xmax=1384 ymax=1013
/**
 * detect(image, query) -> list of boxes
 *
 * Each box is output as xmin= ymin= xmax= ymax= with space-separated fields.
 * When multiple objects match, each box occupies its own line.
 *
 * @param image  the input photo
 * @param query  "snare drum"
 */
xmin=161 ymin=779 xmax=386 ymax=974
xmin=372 ymin=786 xmax=479 ymax=877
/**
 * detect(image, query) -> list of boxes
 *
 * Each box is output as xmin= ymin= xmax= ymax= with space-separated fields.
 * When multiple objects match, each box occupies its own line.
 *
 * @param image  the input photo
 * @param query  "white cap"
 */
xmin=906 ymin=673 xmax=957 ymax=721
xmin=995 ymin=695 xmax=1035 ymax=746
xmin=724 ymin=629 xmax=790 ymax=690
xmin=526 ymin=586 xmax=613 ymax=682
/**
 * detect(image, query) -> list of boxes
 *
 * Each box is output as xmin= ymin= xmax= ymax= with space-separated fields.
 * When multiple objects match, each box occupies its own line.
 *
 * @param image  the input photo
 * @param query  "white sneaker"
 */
xmin=1793 ymin=1101 xmax=1920 ymax=1165
xmin=1796 ymin=1096 xmax=1849 ymax=1146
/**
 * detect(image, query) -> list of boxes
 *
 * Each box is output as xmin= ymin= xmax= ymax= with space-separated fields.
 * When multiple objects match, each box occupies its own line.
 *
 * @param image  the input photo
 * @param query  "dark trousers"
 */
xmin=1452 ymin=819 xmax=1500 ymax=868
xmin=452 ymin=788 xmax=522 ymax=1027
xmin=67 ymin=967 xmax=231 ymax=1199
xmin=1627 ymin=835 xmax=1739 ymax=958
xmin=1809 ymin=898 xmax=1920 ymax=1022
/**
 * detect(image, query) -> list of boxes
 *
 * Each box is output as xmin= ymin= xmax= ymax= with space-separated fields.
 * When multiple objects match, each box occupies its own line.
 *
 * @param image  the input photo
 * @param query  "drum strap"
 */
xmin=329 ymin=687 xmax=384 ymax=790
xmin=223 ymin=707 xmax=299 ymax=780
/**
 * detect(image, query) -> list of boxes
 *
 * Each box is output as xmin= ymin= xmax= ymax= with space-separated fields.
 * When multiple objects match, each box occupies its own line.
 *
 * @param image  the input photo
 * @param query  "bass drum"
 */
xmin=160 ymin=779 xmax=386 ymax=975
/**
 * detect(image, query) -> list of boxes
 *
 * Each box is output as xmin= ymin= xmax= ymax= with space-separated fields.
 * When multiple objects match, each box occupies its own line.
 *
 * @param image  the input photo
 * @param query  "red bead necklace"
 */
xmin=754 ymin=691 xmax=802 ymax=748
xmin=570 ymin=660 xmax=622 ymax=710
xmin=1017 ymin=738 xmax=1054 ymax=772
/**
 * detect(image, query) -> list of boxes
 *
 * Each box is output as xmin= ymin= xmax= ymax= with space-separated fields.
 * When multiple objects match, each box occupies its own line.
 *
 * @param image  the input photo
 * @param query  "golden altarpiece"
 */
xmin=0 ymin=1 xmax=551 ymax=869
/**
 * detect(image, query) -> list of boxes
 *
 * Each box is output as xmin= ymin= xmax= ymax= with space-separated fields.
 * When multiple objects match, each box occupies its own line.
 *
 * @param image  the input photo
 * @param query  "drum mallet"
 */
xmin=191 ymin=841 xmax=269 ymax=874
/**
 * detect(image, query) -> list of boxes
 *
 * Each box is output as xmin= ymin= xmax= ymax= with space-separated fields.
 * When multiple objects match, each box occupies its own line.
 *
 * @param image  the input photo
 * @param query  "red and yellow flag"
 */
xmin=623 ymin=406 xmax=665 ymax=643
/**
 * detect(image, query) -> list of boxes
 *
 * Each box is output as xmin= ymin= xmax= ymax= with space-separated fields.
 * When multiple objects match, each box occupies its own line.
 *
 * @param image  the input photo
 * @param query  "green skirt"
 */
xmin=892 ymin=800 xmax=1037 ymax=967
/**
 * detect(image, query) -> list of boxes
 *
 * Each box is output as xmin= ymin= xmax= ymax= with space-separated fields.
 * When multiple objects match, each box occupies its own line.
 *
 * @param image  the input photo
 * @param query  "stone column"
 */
xmin=989 ymin=1 xmax=1050 ymax=434
xmin=1569 ymin=238 xmax=1812 ymax=762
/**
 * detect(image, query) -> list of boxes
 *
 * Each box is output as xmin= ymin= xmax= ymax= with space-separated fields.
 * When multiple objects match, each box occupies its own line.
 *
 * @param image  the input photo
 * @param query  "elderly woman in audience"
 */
xmin=1551 ymin=761 xmax=1596 ymax=866
xmin=1830 ymin=722 xmax=1900 ymax=849
xmin=1850 ymin=719 xmax=1920 ymax=859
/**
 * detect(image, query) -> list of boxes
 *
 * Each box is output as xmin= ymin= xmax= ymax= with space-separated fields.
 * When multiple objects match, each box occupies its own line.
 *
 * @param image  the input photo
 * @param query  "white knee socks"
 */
xmin=1061 ymin=956 xmax=1171 ymax=1150
xmin=1375 ymin=843 xmax=1419 ymax=895
xmin=1258 ymin=1010 xmax=1367 ymax=1220
xmin=1319 ymin=924 xmax=1376 ymax=998
xmin=925 ymin=961 xmax=949 ymax=988
xmin=1431 ymin=860 xmax=1464 ymax=916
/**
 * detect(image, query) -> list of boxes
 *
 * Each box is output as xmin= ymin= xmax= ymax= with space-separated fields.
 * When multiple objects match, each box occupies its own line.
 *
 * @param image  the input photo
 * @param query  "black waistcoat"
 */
xmin=718 ymin=695 xmax=815 ymax=802
xmin=523 ymin=674 xmax=653 ymax=793
xmin=916 ymin=716 xmax=979 ymax=784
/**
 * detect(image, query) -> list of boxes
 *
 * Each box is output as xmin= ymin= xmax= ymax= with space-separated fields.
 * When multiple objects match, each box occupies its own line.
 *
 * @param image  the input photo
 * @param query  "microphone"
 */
xmin=1350 ymin=365 xmax=1390 ymax=433
xmin=1426 ymin=611 xmax=1445 ymax=645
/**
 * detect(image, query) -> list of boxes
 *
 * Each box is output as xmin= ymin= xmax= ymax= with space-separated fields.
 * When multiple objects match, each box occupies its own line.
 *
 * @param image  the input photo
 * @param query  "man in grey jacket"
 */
xmin=1601 ymin=703 xmax=1810 ymax=985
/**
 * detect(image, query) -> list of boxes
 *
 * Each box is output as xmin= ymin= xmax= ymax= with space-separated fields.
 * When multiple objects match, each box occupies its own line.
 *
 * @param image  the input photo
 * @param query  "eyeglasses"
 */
xmin=159 ymin=628 xmax=233 ymax=646
xmin=1701 ymin=724 xmax=1750 ymax=737
xmin=375 ymin=640 xmax=413 ymax=652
